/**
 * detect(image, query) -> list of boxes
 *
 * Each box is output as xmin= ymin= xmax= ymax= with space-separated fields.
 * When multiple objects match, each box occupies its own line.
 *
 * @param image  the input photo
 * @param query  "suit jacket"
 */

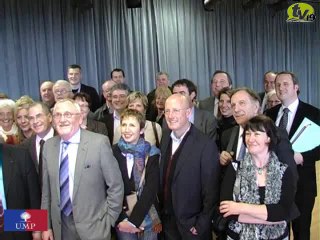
xmin=112 ymin=145 xmax=160 ymax=227
xmin=199 ymin=96 xmax=215 ymax=112
xmin=80 ymin=83 xmax=101 ymax=112
xmin=86 ymin=118 xmax=109 ymax=136
xmin=41 ymin=129 xmax=124 ymax=240
xmin=0 ymin=144 xmax=41 ymax=240
xmin=162 ymin=107 xmax=217 ymax=140
xmin=265 ymin=100 xmax=320 ymax=196
xmin=159 ymin=125 xmax=220 ymax=237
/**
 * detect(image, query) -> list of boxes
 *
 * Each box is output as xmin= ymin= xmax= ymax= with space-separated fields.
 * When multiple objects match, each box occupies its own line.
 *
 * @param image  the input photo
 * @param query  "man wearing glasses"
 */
xmin=41 ymin=99 xmax=123 ymax=240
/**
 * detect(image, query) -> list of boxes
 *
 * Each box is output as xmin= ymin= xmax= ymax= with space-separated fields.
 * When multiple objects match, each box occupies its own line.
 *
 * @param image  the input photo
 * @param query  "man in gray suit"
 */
xmin=41 ymin=99 xmax=124 ymax=240
xmin=198 ymin=70 xmax=232 ymax=117
xmin=164 ymin=79 xmax=217 ymax=140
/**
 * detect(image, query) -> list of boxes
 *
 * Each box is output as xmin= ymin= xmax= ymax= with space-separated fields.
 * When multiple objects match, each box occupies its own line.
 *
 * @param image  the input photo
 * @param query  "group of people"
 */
xmin=0 ymin=66 xmax=319 ymax=240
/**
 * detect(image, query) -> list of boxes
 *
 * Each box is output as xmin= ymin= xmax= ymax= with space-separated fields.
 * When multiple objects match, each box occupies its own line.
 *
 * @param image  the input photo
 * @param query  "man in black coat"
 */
xmin=265 ymin=71 xmax=320 ymax=240
xmin=159 ymin=94 xmax=220 ymax=240
xmin=0 ymin=144 xmax=41 ymax=240
xmin=67 ymin=64 xmax=100 ymax=112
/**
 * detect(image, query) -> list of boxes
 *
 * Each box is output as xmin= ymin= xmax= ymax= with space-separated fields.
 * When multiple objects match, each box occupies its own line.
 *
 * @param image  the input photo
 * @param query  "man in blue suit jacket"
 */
xmin=159 ymin=94 xmax=220 ymax=240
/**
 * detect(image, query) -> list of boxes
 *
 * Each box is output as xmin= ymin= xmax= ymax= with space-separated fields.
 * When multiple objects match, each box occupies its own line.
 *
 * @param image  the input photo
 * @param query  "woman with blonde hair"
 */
xmin=15 ymin=95 xmax=34 ymax=142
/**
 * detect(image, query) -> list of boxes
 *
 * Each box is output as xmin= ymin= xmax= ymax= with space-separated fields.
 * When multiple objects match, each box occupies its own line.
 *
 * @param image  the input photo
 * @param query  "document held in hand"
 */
xmin=290 ymin=117 xmax=320 ymax=153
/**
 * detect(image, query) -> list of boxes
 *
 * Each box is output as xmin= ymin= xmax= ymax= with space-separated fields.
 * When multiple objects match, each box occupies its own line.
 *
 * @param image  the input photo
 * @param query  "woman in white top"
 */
xmin=113 ymin=91 xmax=162 ymax=147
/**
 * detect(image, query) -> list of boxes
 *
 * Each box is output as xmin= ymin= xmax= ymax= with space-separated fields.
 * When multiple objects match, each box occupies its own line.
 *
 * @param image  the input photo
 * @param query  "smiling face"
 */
xmin=156 ymin=74 xmax=169 ymax=88
xmin=53 ymin=101 xmax=82 ymax=140
xmin=67 ymin=68 xmax=82 ymax=86
xmin=16 ymin=108 xmax=31 ymax=132
xmin=40 ymin=82 xmax=54 ymax=105
xmin=28 ymin=104 xmax=52 ymax=137
xmin=218 ymin=93 xmax=232 ymax=117
xmin=121 ymin=116 xmax=143 ymax=145
xmin=111 ymin=89 xmax=128 ymax=113
xmin=264 ymin=72 xmax=276 ymax=93
xmin=128 ymin=99 xmax=145 ymax=114
xmin=0 ymin=106 xmax=14 ymax=131
xmin=231 ymin=90 xmax=259 ymax=127
xmin=164 ymin=95 xmax=191 ymax=137
xmin=245 ymin=129 xmax=270 ymax=156
xmin=275 ymin=73 xmax=299 ymax=106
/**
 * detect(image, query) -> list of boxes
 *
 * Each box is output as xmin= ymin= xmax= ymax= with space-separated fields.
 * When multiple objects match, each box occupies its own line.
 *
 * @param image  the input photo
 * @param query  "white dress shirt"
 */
xmin=36 ymin=127 xmax=54 ymax=163
xmin=275 ymin=98 xmax=299 ymax=133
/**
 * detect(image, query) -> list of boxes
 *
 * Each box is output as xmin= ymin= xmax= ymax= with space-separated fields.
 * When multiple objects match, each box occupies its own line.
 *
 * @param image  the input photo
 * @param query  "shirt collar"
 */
xmin=36 ymin=127 xmax=54 ymax=143
xmin=60 ymin=128 xmax=81 ymax=144
xmin=281 ymin=98 xmax=299 ymax=114
xmin=170 ymin=124 xmax=191 ymax=143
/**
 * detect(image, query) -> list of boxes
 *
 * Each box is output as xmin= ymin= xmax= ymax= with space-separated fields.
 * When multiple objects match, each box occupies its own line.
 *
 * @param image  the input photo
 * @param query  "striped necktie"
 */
xmin=59 ymin=141 xmax=72 ymax=216
xmin=279 ymin=108 xmax=289 ymax=132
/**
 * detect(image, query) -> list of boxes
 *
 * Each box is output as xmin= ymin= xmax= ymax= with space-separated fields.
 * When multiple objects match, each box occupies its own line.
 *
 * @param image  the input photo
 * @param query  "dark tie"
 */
xmin=0 ymin=197 xmax=4 ymax=232
xmin=39 ymin=139 xmax=45 ymax=189
xmin=237 ymin=141 xmax=246 ymax=161
xmin=72 ymin=89 xmax=78 ymax=94
xmin=59 ymin=141 xmax=72 ymax=216
xmin=279 ymin=108 xmax=289 ymax=131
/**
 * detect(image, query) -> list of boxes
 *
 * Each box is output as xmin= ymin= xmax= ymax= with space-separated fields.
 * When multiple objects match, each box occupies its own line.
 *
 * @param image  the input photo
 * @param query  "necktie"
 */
xmin=59 ymin=141 xmax=72 ymax=216
xmin=279 ymin=108 xmax=289 ymax=131
xmin=39 ymin=139 xmax=45 ymax=189
xmin=72 ymin=89 xmax=78 ymax=94
xmin=214 ymin=99 xmax=219 ymax=118
xmin=0 ymin=197 xmax=4 ymax=232
xmin=237 ymin=141 xmax=246 ymax=161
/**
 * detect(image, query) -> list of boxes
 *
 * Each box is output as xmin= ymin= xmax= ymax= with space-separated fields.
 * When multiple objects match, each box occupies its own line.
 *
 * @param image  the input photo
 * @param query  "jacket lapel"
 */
xmin=2 ymin=146 xmax=15 ymax=195
xmin=72 ymin=130 xmax=88 ymax=199
xmin=289 ymin=101 xmax=305 ymax=139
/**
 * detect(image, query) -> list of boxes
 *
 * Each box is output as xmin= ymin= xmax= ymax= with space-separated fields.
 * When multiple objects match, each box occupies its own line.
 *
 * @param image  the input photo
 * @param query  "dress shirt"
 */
xmin=188 ymin=107 xmax=195 ymax=124
xmin=36 ymin=127 xmax=54 ymax=163
xmin=170 ymin=124 xmax=191 ymax=155
xmin=260 ymin=93 xmax=268 ymax=113
xmin=275 ymin=98 xmax=299 ymax=133
xmin=236 ymin=126 xmax=246 ymax=159
xmin=59 ymin=129 xmax=81 ymax=201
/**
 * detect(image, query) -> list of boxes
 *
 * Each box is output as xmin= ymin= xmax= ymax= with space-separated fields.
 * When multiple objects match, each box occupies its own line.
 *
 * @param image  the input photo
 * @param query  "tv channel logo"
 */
xmin=287 ymin=3 xmax=316 ymax=22
xmin=4 ymin=209 xmax=47 ymax=231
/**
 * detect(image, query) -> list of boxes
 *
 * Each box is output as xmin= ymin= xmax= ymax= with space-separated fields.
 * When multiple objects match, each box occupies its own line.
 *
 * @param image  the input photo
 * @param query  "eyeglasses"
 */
xmin=53 ymin=112 xmax=80 ymax=120
xmin=112 ymin=94 xmax=127 ymax=100
xmin=164 ymin=108 xmax=188 ymax=115
xmin=54 ymin=89 xmax=70 ymax=95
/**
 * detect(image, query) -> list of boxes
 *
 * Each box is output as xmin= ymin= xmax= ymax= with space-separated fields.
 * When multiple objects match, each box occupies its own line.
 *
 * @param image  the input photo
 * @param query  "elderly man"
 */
xmin=40 ymin=81 xmax=55 ymax=109
xmin=259 ymin=71 xmax=277 ymax=113
xmin=53 ymin=80 xmax=74 ymax=102
xmin=41 ymin=99 xmax=123 ymax=240
xmin=199 ymin=70 xmax=232 ymax=117
xmin=94 ymin=80 xmax=116 ymax=121
xmin=159 ymin=94 xmax=220 ymax=239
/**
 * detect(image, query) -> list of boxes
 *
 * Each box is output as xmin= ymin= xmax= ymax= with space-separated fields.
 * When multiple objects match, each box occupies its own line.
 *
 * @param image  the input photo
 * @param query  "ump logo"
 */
xmin=287 ymin=3 xmax=316 ymax=22
xmin=16 ymin=212 xmax=36 ymax=230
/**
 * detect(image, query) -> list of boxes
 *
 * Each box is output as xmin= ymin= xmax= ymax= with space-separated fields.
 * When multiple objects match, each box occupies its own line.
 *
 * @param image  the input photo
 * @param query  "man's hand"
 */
xmin=190 ymin=226 xmax=198 ymax=235
xmin=294 ymin=152 xmax=304 ymax=165
xmin=42 ymin=229 xmax=54 ymax=240
xmin=220 ymin=151 xmax=233 ymax=166
xmin=32 ymin=231 xmax=42 ymax=240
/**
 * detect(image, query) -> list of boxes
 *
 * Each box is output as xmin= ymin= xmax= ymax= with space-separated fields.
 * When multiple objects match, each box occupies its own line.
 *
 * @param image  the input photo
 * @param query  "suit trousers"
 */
xmin=61 ymin=213 xmax=81 ymax=240
xmin=292 ymin=190 xmax=315 ymax=240
xmin=116 ymin=228 xmax=157 ymax=240
xmin=161 ymin=214 xmax=212 ymax=240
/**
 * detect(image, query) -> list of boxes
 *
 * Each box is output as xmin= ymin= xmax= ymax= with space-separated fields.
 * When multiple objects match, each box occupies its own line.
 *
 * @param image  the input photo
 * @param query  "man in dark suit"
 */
xmin=265 ymin=71 xmax=320 ymax=240
xmin=198 ymin=70 xmax=232 ymax=118
xmin=103 ymin=83 xmax=130 ymax=144
xmin=159 ymin=94 xmax=220 ymax=239
xmin=67 ymin=64 xmax=100 ymax=112
xmin=22 ymin=102 xmax=55 ymax=176
xmin=166 ymin=79 xmax=217 ymax=140
xmin=258 ymin=71 xmax=277 ymax=113
xmin=0 ymin=144 xmax=41 ymax=240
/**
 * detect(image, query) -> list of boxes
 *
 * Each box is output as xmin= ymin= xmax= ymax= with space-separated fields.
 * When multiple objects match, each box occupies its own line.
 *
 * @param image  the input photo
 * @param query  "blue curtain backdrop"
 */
xmin=0 ymin=0 xmax=319 ymax=107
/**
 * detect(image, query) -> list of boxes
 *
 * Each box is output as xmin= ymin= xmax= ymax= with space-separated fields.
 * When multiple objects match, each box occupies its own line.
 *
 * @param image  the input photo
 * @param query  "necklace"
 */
xmin=255 ymin=162 xmax=268 ymax=175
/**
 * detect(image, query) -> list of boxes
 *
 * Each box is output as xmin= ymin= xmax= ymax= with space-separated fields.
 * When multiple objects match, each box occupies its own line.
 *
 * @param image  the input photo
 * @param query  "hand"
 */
xmin=220 ymin=151 xmax=233 ymax=166
xmin=220 ymin=201 xmax=240 ymax=217
xmin=190 ymin=226 xmax=198 ymax=235
xmin=32 ymin=231 xmax=42 ymax=240
xmin=117 ymin=221 xmax=141 ymax=234
xmin=42 ymin=229 xmax=54 ymax=240
xmin=152 ymin=223 xmax=162 ymax=233
xmin=294 ymin=152 xmax=304 ymax=165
